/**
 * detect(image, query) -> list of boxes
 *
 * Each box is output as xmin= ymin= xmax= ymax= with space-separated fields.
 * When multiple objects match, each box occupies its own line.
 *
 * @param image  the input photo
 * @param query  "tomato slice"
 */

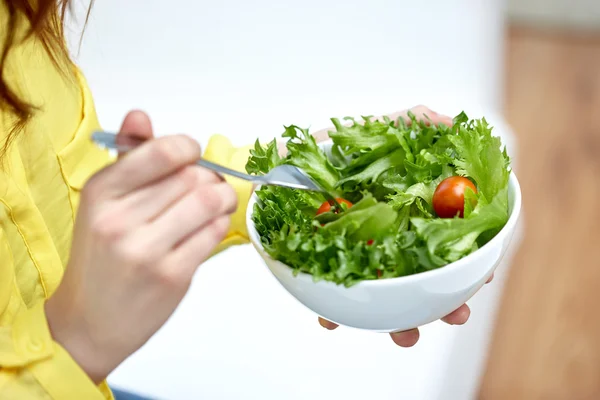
xmin=316 ymin=198 xmax=353 ymax=215
xmin=432 ymin=176 xmax=478 ymax=218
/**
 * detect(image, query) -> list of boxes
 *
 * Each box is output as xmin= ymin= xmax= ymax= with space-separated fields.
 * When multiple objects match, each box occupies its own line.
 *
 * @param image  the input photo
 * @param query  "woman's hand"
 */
xmin=318 ymin=273 xmax=494 ymax=347
xmin=312 ymin=105 xmax=495 ymax=347
xmin=45 ymin=111 xmax=237 ymax=382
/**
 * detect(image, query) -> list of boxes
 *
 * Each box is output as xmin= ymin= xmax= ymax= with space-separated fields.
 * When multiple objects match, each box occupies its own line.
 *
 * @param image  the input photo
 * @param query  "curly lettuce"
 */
xmin=247 ymin=112 xmax=511 ymax=286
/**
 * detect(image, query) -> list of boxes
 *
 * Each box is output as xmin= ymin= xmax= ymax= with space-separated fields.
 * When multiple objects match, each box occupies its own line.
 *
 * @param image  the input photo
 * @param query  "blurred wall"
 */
xmin=508 ymin=0 xmax=600 ymax=30
xmin=66 ymin=0 xmax=507 ymax=141
xmin=480 ymin=2 xmax=600 ymax=398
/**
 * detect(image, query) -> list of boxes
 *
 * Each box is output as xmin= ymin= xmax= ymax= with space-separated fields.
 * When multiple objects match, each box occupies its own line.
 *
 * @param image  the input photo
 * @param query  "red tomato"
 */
xmin=316 ymin=198 xmax=353 ymax=215
xmin=432 ymin=176 xmax=477 ymax=218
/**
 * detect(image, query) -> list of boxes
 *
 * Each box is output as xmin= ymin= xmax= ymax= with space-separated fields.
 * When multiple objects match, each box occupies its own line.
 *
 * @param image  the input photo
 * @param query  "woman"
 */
xmin=0 ymin=1 xmax=484 ymax=399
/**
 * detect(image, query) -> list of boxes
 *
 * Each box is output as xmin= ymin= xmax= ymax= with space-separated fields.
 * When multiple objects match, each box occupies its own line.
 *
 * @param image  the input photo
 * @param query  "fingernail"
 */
xmin=318 ymin=318 xmax=337 ymax=330
xmin=391 ymin=329 xmax=420 ymax=347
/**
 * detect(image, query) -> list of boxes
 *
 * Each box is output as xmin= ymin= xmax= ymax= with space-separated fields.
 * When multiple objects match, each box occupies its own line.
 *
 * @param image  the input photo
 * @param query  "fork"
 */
xmin=91 ymin=132 xmax=342 ymax=210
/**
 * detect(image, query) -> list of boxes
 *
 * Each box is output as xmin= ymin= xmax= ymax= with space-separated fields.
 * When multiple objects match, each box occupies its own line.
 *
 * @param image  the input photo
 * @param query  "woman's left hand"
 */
xmin=319 ymin=273 xmax=494 ymax=347
xmin=310 ymin=105 xmax=494 ymax=347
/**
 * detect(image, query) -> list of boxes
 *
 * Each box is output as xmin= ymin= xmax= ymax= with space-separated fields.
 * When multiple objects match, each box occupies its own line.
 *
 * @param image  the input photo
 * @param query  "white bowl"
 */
xmin=246 ymin=150 xmax=522 ymax=333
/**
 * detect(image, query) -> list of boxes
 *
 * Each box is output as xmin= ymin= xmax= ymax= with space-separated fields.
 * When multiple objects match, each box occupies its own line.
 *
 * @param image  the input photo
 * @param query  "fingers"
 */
xmin=116 ymin=110 xmax=155 ymax=159
xmin=311 ymin=126 xmax=332 ymax=145
xmin=319 ymin=303 xmax=473 ymax=347
xmin=438 ymin=274 xmax=493 ymax=326
xmin=119 ymin=167 xmax=221 ymax=227
xmin=166 ymin=215 xmax=232 ymax=278
xmin=441 ymin=304 xmax=471 ymax=325
xmin=407 ymin=105 xmax=454 ymax=126
xmin=317 ymin=318 xmax=419 ymax=348
xmin=409 ymin=105 xmax=454 ymax=126
xmin=145 ymin=182 xmax=237 ymax=251
xmin=390 ymin=329 xmax=420 ymax=347
xmin=101 ymin=134 xmax=202 ymax=198
xmin=318 ymin=317 xmax=338 ymax=330
xmin=387 ymin=105 xmax=454 ymax=127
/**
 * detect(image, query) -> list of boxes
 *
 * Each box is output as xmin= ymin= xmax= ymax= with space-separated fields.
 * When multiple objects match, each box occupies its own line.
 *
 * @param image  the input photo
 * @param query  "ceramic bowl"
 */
xmin=246 ymin=144 xmax=522 ymax=333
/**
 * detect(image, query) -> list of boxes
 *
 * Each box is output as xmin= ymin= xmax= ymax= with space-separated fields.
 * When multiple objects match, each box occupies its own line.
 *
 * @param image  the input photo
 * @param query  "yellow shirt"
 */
xmin=0 ymin=6 xmax=252 ymax=399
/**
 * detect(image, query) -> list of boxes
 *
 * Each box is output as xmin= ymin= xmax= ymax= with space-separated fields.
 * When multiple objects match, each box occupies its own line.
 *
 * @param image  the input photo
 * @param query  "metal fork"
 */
xmin=91 ymin=132 xmax=342 ymax=210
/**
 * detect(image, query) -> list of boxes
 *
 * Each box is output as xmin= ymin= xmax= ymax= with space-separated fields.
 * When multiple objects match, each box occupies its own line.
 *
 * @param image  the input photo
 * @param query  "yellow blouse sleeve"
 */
xmin=202 ymin=135 xmax=254 ymax=255
xmin=0 ymin=231 xmax=113 ymax=400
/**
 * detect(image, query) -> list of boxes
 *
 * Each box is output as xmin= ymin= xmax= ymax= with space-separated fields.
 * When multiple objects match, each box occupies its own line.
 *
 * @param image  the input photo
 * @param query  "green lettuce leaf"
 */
xmin=410 ymin=187 xmax=509 ymax=266
xmin=449 ymin=113 xmax=510 ymax=202
xmin=282 ymin=125 xmax=341 ymax=192
xmin=246 ymin=111 xmax=512 ymax=286
xmin=387 ymin=165 xmax=454 ymax=214
xmin=322 ymin=202 xmax=399 ymax=241
xmin=246 ymin=139 xmax=281 ymax=175
xmin=336 ymin=148 xmax=406 ymax=191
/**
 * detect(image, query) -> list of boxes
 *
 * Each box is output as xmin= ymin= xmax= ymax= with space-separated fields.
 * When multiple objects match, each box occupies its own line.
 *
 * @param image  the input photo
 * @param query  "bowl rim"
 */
xmin=246 ymin=149 xmax=522 ymax=288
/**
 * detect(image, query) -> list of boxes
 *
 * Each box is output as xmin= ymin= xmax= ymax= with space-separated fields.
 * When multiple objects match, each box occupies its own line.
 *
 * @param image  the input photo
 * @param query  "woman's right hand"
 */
xmin=45 ymin=111 xmax=237 ymax=383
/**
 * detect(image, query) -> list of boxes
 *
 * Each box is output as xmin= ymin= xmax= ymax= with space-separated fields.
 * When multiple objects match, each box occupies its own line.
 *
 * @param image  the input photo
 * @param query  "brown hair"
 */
xmin=0 ymin=0 xmax=92 ymax=158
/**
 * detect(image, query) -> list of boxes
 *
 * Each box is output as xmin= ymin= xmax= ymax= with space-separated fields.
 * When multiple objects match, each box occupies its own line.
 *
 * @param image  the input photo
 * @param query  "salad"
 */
xmin=246 ymin=111 xmax=511 ymax=287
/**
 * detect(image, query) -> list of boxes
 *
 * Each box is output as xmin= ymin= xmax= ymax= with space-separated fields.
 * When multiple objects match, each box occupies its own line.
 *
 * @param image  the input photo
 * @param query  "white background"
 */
xmin=66 ymin=1 xmax=520 ymax=399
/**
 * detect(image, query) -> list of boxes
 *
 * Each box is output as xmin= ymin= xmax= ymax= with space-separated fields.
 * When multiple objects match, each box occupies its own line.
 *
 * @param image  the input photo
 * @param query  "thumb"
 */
xmin=116 ymin=110 xmax=154 ymax=157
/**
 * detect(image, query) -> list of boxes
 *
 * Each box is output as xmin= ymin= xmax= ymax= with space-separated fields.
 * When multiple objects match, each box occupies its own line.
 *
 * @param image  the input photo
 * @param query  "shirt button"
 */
xmin=28 ymin=338 xmax=44 ymax=353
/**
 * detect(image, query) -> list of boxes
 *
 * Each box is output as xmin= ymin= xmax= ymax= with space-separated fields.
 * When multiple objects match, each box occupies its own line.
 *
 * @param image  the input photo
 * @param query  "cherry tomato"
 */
xmin=316 ymin=198 xmax=353 ymax=215
xmin=432 ymin=176 xmax=477 ymax=218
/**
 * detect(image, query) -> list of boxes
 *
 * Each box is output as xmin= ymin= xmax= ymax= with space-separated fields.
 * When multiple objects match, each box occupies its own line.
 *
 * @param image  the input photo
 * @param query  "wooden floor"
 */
xmin=479 ymin=26 xmax=600 ymax=399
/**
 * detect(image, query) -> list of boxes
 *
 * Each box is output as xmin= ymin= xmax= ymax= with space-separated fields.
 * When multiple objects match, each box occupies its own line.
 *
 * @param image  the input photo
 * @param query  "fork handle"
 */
xmin=197 ymin=159 xmax=257 ymax=182
xmin=92 ymin=131 xmax=259 ymax=183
